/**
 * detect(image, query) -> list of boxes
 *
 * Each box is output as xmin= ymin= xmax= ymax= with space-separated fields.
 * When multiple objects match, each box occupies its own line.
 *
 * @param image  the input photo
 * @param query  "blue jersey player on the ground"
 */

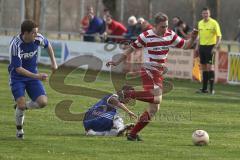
xmin=83 ymin=86 xmax=137 ymax=136
xmin=9 ymin=20 xmax=58 ymax=139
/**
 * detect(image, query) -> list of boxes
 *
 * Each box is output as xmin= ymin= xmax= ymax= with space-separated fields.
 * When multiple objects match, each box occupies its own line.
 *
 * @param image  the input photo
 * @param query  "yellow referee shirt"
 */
xmin=198 ymin=17 xmax=222 ymax=45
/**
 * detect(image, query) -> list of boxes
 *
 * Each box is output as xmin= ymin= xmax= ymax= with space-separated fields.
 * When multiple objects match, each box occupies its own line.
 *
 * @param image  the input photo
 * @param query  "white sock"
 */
xmin=104 ymin=129 xmax=118 ymax=136
xmin=16 ymin=107 xmax=25 ymax=127
xmin=26 ymin=101 xmax=40 ymax=109
xmin=17 ymin=129 xmax=24 ymax=134
xmin=86 ymin=129 xmax=119 ymax=136
xmin=113 ymin=116 xmax=125 ymax=132
xmin=86 ymin=129 xmax=105 ymax=136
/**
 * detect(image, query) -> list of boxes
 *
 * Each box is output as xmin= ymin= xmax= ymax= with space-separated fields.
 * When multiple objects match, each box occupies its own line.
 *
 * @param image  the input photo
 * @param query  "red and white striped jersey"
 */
xmin=131 ymin=29 xmax=185 ymax=66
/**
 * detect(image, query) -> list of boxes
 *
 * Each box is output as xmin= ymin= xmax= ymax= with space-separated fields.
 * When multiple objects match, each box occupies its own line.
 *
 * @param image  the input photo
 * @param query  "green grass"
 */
xmin=0 ymin=62 xmax=240 ymax=160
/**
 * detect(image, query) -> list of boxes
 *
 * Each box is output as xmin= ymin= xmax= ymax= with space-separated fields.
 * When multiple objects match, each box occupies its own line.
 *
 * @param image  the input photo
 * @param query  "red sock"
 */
xmin=130 ymin=111 xmax=151 ymax=137
xmin=125 ymin=90 xmax=154 ymax=103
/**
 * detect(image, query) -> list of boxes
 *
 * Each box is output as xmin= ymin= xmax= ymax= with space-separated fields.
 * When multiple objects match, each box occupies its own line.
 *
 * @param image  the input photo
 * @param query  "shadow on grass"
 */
xmin=0 ymin=136 xmax=30 ymax=142
xmin=43 ymin=132 xmax=85 ymax=137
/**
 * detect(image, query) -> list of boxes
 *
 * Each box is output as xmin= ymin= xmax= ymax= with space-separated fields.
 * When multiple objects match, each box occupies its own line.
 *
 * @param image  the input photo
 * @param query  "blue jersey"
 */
xmin=83 ymin=94 xmax=118 ymax=131
xmin=8 ymin=33 xmax=49 ymax=82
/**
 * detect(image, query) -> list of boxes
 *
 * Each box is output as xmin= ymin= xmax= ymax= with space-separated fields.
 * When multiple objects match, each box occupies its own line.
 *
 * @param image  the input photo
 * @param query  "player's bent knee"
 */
xmin=36 ymin=96 xmax=48 ymax=108
xmin=16 ymin=97 xmax=26 ymax=109
xmin=148 ymin=104 xmax=160 ymax=117
xmin=17 ymin=105 xmax=26 ymax=110
xmin=37 ymin=98 xmax=48 ymax=108
xmin=153 ymin=95 xmax=162 ymax=104
xmin=39 ymin=100 xmax=48 ymax=108
xmin=152 ymin=88 xmax=162 ymax=96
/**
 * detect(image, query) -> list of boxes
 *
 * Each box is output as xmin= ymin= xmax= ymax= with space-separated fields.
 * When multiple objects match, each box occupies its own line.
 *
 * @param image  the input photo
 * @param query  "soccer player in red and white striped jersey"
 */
xmin=106 ymin=12 xmax=198 ymax=141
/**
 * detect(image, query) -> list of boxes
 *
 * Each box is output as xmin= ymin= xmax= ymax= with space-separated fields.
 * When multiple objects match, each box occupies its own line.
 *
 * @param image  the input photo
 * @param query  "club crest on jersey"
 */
xmin=20 ymin=50 xmax=37 ymax=59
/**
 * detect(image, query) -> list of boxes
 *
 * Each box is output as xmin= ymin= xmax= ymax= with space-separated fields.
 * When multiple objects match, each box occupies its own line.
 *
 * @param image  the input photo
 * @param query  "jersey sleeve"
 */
xmin=35 ymin=33 xmax=49 ymax=48
xmin=9 ymin=42 xmax=22 ymax=69
xmin=131 ymin=32 xmax=147 ymax=49
xmin=106 ymin=94 xmax=119 ymax=104
xmin=214 ymin=21 xmax=222 ymax=37
xmin=108 ymin=21 xmax=116 ymax=33
xmin=171 ymin=31 xmax=185 ymax=48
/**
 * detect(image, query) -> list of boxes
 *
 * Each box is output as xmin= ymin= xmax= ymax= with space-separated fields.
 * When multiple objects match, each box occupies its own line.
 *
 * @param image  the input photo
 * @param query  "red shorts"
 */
xmin=140 ymin=67 xmax=163 ymax=91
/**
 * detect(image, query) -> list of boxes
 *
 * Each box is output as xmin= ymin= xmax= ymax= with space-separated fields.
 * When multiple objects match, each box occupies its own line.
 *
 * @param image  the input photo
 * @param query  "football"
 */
xmin=192 ymin=130 xmax=209 ymax=146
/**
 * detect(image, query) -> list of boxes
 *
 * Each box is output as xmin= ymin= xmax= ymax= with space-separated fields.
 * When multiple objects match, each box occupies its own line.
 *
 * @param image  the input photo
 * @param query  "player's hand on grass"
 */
xmin=128 ymin=111 xmax=137 ymax=120
xmin=37 ymin=73 xmax=48 ymax=81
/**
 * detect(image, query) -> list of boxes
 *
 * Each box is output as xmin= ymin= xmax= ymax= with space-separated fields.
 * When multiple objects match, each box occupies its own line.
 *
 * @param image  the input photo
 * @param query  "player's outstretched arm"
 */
xmin=47 ymin=43 xmax=58 ymax=72
xmin=106 ymin=47 xmax=134 ymax=67
xmin=184 ymin=29 xmax=198 ymax=49
xmin=15 ymin=67 xmax=48 ymax=81
xmin=108 ymin=97 xmax=137 ymax=119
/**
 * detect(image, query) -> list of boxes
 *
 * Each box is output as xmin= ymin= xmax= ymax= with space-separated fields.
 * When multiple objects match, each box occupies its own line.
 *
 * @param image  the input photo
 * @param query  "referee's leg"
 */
xmin=198 ymin=46 xmax=209 ymax=93
xmin=207 ymin=46 xmax=216 ymax=94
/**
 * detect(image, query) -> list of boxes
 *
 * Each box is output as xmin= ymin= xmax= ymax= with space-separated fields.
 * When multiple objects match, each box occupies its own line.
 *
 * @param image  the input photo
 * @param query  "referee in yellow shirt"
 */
xmin=195 ymin=7 xmax=222 ymax=94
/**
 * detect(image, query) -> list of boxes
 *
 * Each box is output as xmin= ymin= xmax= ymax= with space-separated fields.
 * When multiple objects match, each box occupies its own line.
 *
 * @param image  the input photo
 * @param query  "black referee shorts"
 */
xmin=199 ymin=45 xmax=215 ymax=64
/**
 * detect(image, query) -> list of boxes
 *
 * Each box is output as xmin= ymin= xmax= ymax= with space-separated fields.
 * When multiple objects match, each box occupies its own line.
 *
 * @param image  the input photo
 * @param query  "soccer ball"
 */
xmin=192 ymin=130 xmax=209 ymax=146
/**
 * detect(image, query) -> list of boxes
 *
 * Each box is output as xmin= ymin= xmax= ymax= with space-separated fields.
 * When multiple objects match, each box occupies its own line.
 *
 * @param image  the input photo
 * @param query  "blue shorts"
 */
xmin=83 ymin=117 xmax=113 ymax=132
xmin=10 ymin=80 xmax=46 ymax=101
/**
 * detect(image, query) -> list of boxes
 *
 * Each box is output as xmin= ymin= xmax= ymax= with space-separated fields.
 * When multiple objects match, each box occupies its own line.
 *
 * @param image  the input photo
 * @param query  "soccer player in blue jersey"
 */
xmin=8 ymin=20 xmax=58 ymax=139
xmin=83 ymin=86 xmax=137 ymax=136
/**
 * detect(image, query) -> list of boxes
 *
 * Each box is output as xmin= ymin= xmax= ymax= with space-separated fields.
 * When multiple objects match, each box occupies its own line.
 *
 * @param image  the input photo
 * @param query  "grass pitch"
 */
xmin=0 ymin=62 xmax=240 ymax=160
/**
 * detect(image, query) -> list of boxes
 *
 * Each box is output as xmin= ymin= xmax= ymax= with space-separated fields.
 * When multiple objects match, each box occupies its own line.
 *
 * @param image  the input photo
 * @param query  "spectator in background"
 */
xmin=176 ymin=20 xmax=192 ymax=39
xmin=172 ymin=16 xmax=181 ymax=33
xmin=83 ymin=8 xmax=105 ymax=42
xmin=102 ymin=8 xmax=110 ymax=22
xmin=105 ymin=14 xmax=127 ymax=42
xmin=137 ymin=17 xmax=153 ymax=34
xmin=124 ymin=16 xmax=139 ymax=40
xmin=80 ymin=6 xmax=93 ymax=32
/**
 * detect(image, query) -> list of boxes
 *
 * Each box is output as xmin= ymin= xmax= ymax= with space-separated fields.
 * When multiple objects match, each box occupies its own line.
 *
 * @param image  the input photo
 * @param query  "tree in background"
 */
xmin=24 ymin=0 xmax=32 ymax=20
xmin=24 ymin=0 xmax=41 ymax=26
xmin=33 ymin=0 xmax=41 ymax=26
xmin=206 ymin=0 xmax=220 ymax=20
xmin=102 ymin=0 xmax=116 ymax=18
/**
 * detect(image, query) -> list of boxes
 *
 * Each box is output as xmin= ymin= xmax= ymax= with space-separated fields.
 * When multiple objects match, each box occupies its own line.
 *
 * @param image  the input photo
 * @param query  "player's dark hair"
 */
xmin=103 ymin=8 xmax=110 ymax=13
xmin=121 ymin=85 xmax=134 ymax=91
xmin=21 ymin=20 xmax=37 ymax=34
xmin=177 ymin=20 xmax=184 ymax=26
xmin=116 ymin=85 xmax=134 ymax=103
xmin=202 ymin=7 xmax=210 ymax=11
xmin=173 ymin=16 xmax=181 ymax=21
xmin=106 ymin=14 xmax=112 ymax=19
xmin=154 ymin=12 xmax=168 ymax=24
